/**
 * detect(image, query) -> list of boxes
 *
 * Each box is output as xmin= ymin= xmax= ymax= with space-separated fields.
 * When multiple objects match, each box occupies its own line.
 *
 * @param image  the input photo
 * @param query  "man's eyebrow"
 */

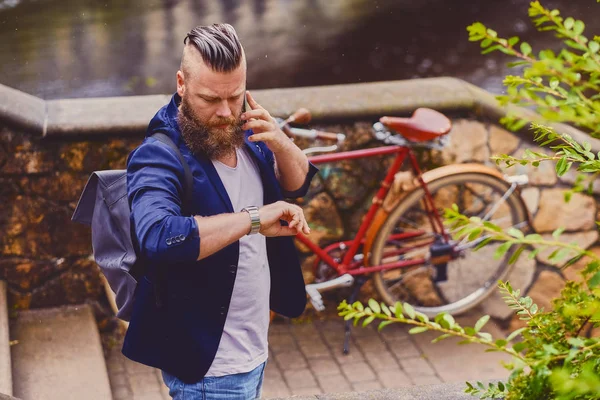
xmin=197 ymin=92 xmax=244 ymax=100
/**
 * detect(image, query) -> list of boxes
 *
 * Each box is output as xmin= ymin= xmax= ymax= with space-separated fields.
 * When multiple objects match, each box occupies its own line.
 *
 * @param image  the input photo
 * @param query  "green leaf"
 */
xmin=506 ymin=327 xmax=527 ymax=342
xmin=403 ymin=303 xmax=416 ymax=319
xmin=573 ymin=20 xmax=585 ymax=35
xmin=513 ymin=342 xmax=527 ymax=352
xmin=590 ymin=41 xmax=600 ymax=54
xmin=362 ymin=315 xmax=375 ymax=327
xmin=483 ymin=221 xmax=502 ymax=232
xmin=368 ymin=299 xmax=381 ymax=314
xmin=443 ymin=313 xmax=456 ymax=329
xmin=394 ymin=302 xmax=403 ymax=318
xmin=344 ymin=312 xmax=357 ymax=321
xmin=588 ymin=271 xmax=600 ymax=288
xmin=564 ymin=17 xmax=574 ymax=30
xmin=465 ymin=327 xmax=476 ymax=336
xmin=352 ymin=301 xmax=364 ymax=312
xmin=508 ymin=36 xmax=519 ymax=47
xmin=474 ymin=315 xmax=490 ymax=332
xmin=409 ymin=326 xmax=429 ymax=334
xmin=478 ymin=332 xmax=493 ymax=342
xmin=381 ymin=303 xmax=391 ymax=317
xmin=378 ymin=320 xmax=393 ymax=331
xmin=508 ymin=246 xmax=525 ymax=265
xmin=556 ymin=156 xmax=571 ymax=177
xmin=508 ymin=228 xmax=524 ymax=239
xmin=520 ymin=42 xmax=532 ymax=56
xmin=552 ymin=227 xmax=565 ymax=239
xmin=431 ymin=333 xmax=451 ymax=343
xmin=495 ymin=339 xmax=508 ymax=347
xmin=494 ymin=242 xmax=513 ymax=259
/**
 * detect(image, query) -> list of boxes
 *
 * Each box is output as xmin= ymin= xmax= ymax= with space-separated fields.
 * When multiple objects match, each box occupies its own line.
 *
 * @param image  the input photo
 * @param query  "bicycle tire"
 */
xmin=371 ymin=172 xmax=529 ymax=317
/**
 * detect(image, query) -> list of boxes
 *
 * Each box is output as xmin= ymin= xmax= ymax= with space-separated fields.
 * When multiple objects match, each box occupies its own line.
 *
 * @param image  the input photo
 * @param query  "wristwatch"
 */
xmin=241 ymin=206 xmax=261 ymax=235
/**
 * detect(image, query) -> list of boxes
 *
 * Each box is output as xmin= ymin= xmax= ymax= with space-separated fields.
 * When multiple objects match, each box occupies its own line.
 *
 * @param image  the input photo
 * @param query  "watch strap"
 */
xmin=242 ymin=206 xmax=261 ymax=235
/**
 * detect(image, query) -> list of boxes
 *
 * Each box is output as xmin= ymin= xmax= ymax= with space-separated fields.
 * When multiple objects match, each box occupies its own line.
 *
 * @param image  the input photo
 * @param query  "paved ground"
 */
xmin=104 ymin=308 xmax=511 ymax=399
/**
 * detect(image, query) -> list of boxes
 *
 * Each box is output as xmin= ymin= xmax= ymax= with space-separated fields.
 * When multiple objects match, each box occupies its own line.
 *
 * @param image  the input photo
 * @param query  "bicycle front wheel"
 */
xmin=371 ymin=172 xmax=529 ymax=317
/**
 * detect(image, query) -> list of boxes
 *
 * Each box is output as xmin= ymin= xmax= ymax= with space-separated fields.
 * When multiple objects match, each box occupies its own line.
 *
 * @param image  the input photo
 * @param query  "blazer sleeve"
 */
xmin=257 ymin=141 xmax=319 ymax=198
xmin=127 ymin=138 xmax=200 ymax=265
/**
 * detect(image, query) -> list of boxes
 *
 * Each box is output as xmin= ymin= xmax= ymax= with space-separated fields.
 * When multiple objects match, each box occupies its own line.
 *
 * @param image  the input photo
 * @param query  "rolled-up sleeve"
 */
xmin=280 ymin=161 xmax=319 ymax=198
xmin=127 ymin=139 xmax=200 ymax=265
xmin=256 ymin=141 xmax=319 ymax=198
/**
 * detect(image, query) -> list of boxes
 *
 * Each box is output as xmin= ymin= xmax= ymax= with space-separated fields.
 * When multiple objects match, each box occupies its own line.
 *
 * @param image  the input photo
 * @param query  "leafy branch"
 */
xmin=467 ymin=1 xmax=600 ymax=135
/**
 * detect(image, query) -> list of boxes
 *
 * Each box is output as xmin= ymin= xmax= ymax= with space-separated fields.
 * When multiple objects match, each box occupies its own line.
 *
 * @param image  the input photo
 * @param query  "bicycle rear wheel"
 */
xmin=371 ymin=172 xmax=529 ymax=317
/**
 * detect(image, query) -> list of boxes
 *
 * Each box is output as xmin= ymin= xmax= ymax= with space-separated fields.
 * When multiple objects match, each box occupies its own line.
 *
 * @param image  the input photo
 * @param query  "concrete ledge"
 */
xmin=1 ymin=78 xmax=599 ymax=153
xmin=0 ymin=282 xmax=11 ymax=397
xmin=10 ymin=304 xmax=112 ymax=400
xmin=0 ymin=84 xmax=45 ymax=133
xmin=0 ymin=393 xmax=20 ymax=400
xmin=270 ymin=382 xmax=486 ymax=400
xmin=45 ymin=94 xmax=170 ymax=137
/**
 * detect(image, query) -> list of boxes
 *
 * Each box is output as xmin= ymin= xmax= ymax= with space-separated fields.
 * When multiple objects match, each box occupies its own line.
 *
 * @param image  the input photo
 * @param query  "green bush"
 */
xmin=339 ymin=2 xmax=600 ymax=398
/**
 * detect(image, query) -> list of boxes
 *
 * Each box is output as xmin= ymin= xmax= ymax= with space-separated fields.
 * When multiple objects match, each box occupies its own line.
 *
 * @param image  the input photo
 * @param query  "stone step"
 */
xmin=10 ymin=304 xmax=112 ymax=400
xmin=0 ymin=281 xmax=12 ymax=397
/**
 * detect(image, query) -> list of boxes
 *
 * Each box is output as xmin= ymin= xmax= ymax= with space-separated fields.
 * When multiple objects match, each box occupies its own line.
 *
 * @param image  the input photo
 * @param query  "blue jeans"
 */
xmin=161 ymin=362 xmax=267 ymax=400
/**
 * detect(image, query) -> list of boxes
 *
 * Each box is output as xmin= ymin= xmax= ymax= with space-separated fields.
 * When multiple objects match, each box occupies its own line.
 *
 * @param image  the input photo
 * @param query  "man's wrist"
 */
xmin=241 ymin=206 xmax=261 ymax=235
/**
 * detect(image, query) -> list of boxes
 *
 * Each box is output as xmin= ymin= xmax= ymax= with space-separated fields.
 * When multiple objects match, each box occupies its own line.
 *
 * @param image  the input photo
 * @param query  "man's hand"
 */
xmin=258 ymin=201 xmax=310 ymax=237
xmin=242 ymin=91 xmax=291 ymax=154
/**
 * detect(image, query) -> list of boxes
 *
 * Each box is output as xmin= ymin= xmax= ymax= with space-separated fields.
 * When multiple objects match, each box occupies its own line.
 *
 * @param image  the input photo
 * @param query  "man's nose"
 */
xmin=215 ymin=100 xmax=232 ymax=118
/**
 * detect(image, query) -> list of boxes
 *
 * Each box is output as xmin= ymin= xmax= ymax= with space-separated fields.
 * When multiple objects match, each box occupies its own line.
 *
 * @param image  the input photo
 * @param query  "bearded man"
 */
xmin=124 ymin=24 xmax=317 ymax=399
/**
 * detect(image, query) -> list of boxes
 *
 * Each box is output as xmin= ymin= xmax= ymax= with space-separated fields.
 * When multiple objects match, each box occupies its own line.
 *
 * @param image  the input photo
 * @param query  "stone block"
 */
xmin=283 ymin=369 xmax=318 ymax=389
xmin=563 ymin=247 xmax=600 ymax=283
xmin=269 ymin=333 xmax=298 ymax=353
xmin=376 ymin=370 xmax=412 ymax=389
xmin=297 ymin=338 xmax=331 ymax=359
xmin=481 ymin=249 xmax=536 ymax=320
xmin=363 ymin=352 xmax=400 ymax=372
xmin=308 ymin=358 xmax=341 ymax=376
xmin=507 ymin=145 xmax=557 ymax=186
xmin=316 ymin=373 xmax=352 ymax=394
xmin=533 ymin=189 xmax=596 ymax=233
xmin=535 ymin=230 xmax=598 ymax=267
xmin=398 ymin=357 xmax=436 ymax=377
xmin=274 ymin=349 xmax=308 ymax=370
xmin=340 ymin=362 xmax=376 ymax=383
xmin=525 ymin=270 xmax=565 ymax=313
xmin=520 ymin=187 xmax=540 ymax=215
xmin=489 ymin=125 xmax=520 ymax=156
xmin=350 ymin=380 xmax=383 ymax=392
xmin=440 ymin=119 xmax=489 ymax=164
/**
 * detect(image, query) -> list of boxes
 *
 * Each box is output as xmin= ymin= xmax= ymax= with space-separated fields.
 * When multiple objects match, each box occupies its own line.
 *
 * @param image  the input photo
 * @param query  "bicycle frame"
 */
xmin=296 ymin=145 xmax=448 ymax=276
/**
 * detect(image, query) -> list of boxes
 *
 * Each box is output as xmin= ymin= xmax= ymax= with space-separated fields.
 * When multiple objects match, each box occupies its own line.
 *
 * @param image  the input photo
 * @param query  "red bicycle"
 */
xmin=278 ymin=108 xmax=530 ymax=352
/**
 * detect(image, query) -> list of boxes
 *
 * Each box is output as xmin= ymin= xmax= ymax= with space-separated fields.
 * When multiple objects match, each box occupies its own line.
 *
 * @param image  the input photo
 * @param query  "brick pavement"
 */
xmin=104 ymin=311 xmax=510 ymax=399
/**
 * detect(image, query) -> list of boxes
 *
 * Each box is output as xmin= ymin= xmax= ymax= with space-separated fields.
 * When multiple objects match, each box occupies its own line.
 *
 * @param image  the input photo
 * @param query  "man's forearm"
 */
xmin=274 ymin=141 xmax=309 ymax=192
xmin=194 ymin=213 xmax=251 ymax=260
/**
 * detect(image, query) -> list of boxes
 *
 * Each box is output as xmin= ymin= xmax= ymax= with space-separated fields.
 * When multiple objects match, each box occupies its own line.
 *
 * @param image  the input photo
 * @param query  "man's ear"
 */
xmin=176 ymin=70 xmax=185 ymax=97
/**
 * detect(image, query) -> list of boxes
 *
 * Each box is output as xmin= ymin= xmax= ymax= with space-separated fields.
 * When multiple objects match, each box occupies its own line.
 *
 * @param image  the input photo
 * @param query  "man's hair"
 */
xmin=182 ymin=24 xmax=243 ymax=73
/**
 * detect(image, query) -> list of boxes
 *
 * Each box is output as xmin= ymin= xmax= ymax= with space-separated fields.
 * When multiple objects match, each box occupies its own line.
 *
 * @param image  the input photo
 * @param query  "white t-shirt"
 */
xmin=205 ymin=146 xmax=271 ymax=376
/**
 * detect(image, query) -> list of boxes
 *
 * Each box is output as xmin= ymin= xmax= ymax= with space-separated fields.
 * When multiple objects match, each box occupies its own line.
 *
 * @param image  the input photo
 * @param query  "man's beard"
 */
xmin=177 ymin=96 xmax=245 ymax=160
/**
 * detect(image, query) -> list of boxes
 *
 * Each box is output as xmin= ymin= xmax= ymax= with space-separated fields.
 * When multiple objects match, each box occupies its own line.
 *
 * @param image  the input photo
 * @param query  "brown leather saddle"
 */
xmin=379 ymin=108 xmax=452 ymax=142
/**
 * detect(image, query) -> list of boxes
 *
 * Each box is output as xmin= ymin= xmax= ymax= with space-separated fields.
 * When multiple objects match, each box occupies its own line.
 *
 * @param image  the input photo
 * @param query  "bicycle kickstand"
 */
xmin=343 ymin=276 xmax=368 ymax=355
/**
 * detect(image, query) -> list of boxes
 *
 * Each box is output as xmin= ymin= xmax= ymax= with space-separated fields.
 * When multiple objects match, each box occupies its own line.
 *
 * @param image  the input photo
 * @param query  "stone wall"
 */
xmin=1 ymin=77 xmax=599 ymax=329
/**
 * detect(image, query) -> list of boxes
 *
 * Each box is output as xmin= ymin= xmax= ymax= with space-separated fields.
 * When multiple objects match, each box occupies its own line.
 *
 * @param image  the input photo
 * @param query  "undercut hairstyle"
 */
xmin=182 ymin=24 xmax=243 ymax=73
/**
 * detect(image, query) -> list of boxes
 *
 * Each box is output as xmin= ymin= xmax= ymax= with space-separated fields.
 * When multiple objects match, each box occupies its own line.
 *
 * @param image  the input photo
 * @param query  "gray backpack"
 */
xmin=71 ymin=132 xmax=192 ymax=321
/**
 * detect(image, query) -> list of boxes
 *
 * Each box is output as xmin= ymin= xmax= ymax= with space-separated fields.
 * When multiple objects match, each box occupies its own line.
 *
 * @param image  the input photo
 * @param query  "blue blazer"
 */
xmin=122 ymin=93 xmax=318 ymax=383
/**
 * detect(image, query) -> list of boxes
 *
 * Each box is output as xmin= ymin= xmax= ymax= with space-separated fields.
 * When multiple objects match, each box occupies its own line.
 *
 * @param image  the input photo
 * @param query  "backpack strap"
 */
xmin=151 ymin=132 xmax=194 ymax=215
